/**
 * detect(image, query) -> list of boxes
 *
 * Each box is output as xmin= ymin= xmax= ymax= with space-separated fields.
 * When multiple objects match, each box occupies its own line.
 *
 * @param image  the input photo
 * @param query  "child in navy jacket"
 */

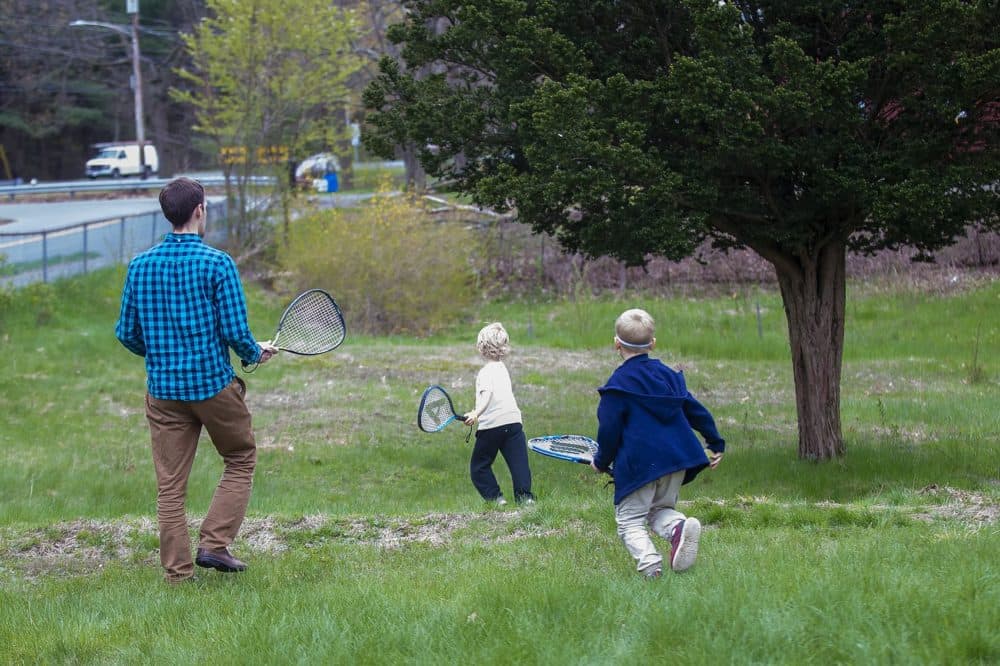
xmin=591 ymin=308 xmax=725 ymax=577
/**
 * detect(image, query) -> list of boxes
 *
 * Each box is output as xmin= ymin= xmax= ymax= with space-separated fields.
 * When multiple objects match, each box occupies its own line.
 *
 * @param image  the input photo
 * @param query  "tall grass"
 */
xmin=0 ymin=269 xmax=997 ymax=664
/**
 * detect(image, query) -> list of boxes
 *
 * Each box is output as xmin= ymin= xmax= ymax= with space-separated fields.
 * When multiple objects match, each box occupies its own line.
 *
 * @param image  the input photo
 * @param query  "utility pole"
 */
xmin=71 ymin=1 xmax=148 ymax=179
xmin=127 ymin=0 xmax=147 ymax=178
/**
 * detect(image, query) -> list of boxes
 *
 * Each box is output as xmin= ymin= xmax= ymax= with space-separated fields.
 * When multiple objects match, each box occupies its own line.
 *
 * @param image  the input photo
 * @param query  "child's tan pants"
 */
xmin=614 ymin=470 xmax=687 ymax=575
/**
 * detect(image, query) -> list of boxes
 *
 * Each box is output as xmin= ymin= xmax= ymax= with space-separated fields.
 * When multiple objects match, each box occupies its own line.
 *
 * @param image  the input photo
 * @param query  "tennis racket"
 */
xmin=242 ymin=289 xmax=346 ymax=372
xmin=417 ymin=385 xmax=467 ymax=433
xmin=528 ymin=435 xmax=599 ymax=464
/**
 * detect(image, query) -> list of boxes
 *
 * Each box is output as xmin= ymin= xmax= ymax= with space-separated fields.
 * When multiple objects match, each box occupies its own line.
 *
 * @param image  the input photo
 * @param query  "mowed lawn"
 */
xmin=0 ymin=269 xmax=997 ymax=665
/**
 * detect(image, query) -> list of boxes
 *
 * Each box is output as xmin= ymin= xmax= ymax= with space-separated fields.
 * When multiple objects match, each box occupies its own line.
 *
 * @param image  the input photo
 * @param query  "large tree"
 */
xmin=364 ymin=0 xmax=999 ymax=460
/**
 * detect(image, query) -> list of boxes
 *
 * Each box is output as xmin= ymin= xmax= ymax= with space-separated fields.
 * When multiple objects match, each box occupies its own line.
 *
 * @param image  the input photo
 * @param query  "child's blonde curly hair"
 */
xmin=476 ymin=322 xmax=511 ymax=361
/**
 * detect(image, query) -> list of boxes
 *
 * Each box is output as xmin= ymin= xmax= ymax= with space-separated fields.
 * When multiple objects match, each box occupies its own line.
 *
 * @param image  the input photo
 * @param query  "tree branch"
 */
xmin=709 ymin=215 xmax=802 ymax=280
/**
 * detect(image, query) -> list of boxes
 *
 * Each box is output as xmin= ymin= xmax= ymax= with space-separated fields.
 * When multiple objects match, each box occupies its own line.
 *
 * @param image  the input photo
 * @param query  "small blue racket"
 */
xmin=528 ymin=435 xmax=599 ymax=464
xmin=417 ymin=385 xmax=467 ymax=433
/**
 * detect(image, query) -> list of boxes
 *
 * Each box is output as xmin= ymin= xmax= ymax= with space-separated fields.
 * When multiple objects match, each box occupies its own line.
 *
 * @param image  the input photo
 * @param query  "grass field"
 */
xmin=0 ymin=269 xmax=997 ymax=664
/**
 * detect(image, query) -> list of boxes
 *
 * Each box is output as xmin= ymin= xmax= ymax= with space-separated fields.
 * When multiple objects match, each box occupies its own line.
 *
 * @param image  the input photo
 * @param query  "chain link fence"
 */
xmin=0 ymin=200 xmax=228 ymax=288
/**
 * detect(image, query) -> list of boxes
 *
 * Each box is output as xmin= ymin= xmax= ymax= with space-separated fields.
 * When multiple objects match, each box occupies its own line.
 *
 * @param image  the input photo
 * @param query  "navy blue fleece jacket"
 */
xmin=594 ymin=354 xmax=725 ymax=505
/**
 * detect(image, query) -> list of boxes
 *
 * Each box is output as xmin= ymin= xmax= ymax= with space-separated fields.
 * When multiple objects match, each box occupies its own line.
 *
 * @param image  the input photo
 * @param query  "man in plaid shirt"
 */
xmin=116 ymin=177 xmax=277 ymax=583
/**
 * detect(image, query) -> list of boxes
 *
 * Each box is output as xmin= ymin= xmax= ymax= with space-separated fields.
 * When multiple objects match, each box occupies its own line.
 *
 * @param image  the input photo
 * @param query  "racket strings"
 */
xmin=419 ymin=388 xmax=457 ymax=431
xmin=547 ymin=436 xmax=598 ymax=455
xmin=278 ymin=291 xmax=345 ymax=354
xmin=529 ymin=435 xmax=599 ymax=462
xmin=549 ymin=441 xmax=596 ymax=455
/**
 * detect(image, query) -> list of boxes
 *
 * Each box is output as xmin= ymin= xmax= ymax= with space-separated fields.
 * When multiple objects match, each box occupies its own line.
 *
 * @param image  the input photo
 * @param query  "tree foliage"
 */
xmin=0 ymin=0 xmax=211 ymax=180
xmin=172 ymin=0 xmax=363 ymax=244
xmin=0 ymin=0 xmax=410 ymax=181
xmin=0 ymin=0 xmax=127 ymax=178
xmin=365 ymin=0 xmax=1000 ymax=459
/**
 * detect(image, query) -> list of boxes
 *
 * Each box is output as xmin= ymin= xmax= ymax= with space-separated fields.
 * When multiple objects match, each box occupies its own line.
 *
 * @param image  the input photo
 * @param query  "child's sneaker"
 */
xmin=668 ymin=518 xmax=701 ymax=572
xmin=495 ymin=496 xmax=508 ymax=506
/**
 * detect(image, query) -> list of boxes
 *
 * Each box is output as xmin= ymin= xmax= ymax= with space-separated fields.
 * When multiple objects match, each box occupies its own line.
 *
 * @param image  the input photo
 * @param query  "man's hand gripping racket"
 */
xmin=242 ymin=289 xmax=346 ymax=372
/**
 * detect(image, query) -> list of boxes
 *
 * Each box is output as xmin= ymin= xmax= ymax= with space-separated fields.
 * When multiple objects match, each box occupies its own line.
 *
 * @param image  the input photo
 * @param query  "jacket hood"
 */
xmin=597 ymin=355 xmax=688 ymax=403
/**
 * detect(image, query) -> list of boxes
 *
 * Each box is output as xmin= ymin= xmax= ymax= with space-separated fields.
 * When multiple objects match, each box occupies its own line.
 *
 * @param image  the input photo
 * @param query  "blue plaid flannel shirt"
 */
xmin=115 ymin=233 xmax=262 ymax=401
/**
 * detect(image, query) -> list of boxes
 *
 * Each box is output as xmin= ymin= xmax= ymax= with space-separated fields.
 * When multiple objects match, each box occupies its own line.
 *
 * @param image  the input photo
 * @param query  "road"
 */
xmin=0 ymin=197 xmax=224 ymax=234
xmin=0 ymin=192 xmax=391 ymax=235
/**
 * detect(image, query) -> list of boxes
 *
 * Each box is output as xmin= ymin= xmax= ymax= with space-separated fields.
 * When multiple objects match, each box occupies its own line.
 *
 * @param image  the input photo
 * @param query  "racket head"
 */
xmin=528 ymin=434 xmax=599 ymax=464
xmin=273 ymin=289 xmax=346 ymax=355
xmin=417 ymin=385 xmax=464 ymax=433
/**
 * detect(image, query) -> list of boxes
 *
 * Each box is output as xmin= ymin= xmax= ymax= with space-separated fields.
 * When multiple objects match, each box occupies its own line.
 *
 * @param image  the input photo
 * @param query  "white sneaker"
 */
xmin=495 ymin=497 xmax=508 ymax=506
xmin=668 ymin=518 xmax=701 ymax=572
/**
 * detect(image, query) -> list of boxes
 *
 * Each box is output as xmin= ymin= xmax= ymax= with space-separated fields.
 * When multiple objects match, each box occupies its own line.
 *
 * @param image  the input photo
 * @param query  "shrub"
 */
xmin=277 ymin=190 xmax=478 ymax=335
xmin=473 ymin=217 xmax=1000 ymax=299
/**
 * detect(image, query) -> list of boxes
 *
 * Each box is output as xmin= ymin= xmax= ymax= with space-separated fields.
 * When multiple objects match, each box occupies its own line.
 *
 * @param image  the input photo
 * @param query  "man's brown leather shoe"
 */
xmin=195 ymin=548 xmax=247 ymax=573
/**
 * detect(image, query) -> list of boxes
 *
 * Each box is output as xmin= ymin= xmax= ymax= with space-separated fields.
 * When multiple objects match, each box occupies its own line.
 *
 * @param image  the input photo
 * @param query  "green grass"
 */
xmin=344 ymin=163 xmax=407 ymax=193
xmin=0 ymin=251 xmax=102 ymax=276
xmin=0 ymin=269 xmax=997 ymax=664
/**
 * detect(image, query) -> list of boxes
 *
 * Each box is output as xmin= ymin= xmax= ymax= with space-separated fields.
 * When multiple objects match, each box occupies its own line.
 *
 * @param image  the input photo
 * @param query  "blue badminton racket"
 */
xmin=528 ymin=434 xmax=599 ymax=464
xmin=417 ymin=385 xmax=468 ymax=433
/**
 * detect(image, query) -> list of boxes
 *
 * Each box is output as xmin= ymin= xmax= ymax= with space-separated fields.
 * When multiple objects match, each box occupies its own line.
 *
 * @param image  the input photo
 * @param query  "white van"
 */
xmin=85 ymin=144 xmax=159 ymax=178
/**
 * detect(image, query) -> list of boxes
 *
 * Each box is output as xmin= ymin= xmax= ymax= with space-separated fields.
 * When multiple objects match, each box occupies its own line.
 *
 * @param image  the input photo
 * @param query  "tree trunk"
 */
xmin=774 ymin=240 xmax=847 ymax=460
xmin=401 ymin=143 xmax=427 ymax=192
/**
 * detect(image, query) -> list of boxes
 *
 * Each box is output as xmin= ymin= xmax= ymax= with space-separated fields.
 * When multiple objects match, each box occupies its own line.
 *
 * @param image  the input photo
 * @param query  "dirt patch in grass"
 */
xmin=703 ymin=489 xmax=999 ymax=528
xmin=1 ymin=517 xmax=159 ymax=581
xmin=0 ymin=511 xmax=573 ymax=581
xmin=2 ymin=488 xmax=993 ymax=581
xmin=912 ymin=484 xmax=1000 ymax=526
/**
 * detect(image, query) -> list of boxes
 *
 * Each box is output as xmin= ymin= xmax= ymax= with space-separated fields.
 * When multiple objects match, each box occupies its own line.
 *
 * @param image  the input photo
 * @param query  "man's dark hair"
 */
xmin=159 ymin=177 xmax=205 ymax=227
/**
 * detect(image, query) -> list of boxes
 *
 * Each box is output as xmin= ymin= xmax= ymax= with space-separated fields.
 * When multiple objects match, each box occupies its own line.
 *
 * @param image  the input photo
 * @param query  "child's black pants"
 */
xmin=470 ymin=422 xmax=533 ymax=502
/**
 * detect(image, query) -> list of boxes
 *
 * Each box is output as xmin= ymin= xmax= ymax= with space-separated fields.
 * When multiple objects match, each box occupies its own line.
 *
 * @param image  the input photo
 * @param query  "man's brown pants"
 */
xmin=145 ymin=378 xmax=256 ymax=582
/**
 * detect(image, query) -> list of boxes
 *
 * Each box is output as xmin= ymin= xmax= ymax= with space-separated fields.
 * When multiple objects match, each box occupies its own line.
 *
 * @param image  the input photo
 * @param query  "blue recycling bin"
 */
xmin=324 ymin=172 xmax=339 ymax=193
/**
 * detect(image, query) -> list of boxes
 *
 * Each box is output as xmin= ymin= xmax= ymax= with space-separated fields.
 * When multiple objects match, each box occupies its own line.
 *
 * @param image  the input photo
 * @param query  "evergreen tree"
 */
xmin=365 ymin=0 xmax=999 ymax=459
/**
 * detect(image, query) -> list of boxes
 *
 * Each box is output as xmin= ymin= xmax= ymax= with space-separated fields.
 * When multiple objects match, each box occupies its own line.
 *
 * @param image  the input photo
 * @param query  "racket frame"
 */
xmin=271 ymin=289 xmax=346 ymax=356
xmin=527 ymin=435 xmax=599 ymax=464
xmin=242 ymin=288 xmax=346 ymax=372
xmin=417 ymin=384 xmax=467 ymax=433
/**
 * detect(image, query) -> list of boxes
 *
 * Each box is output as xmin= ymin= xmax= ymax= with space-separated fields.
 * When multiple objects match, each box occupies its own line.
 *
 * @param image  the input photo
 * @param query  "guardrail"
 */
xmin=0 ymin=200 xmax=229 ymax=288
xmin=0 ymin=162 xmax=404 ymax=200
xmin=0 ymin=175 xmax=275 ymax=200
